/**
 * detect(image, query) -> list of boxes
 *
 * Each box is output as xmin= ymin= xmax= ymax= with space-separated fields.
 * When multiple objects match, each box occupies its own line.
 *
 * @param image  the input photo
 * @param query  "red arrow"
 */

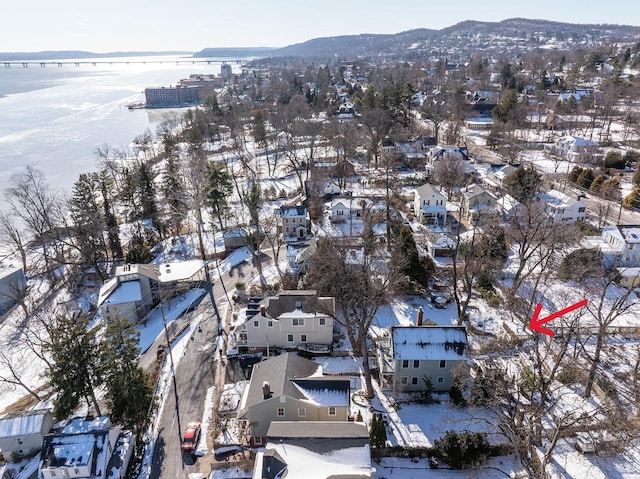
xmin=529 ymin=299 xmax=588 ymax=337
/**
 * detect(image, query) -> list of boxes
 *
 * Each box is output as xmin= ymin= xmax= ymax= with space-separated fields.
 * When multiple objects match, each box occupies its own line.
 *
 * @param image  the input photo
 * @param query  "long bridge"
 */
xmin=2 ymin=59 xmax=246 ymax=68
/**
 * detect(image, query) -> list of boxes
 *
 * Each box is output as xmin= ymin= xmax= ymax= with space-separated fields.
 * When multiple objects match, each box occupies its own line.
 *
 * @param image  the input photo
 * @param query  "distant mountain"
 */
xmin=193 ymin=47 xmax=278 ymax=58
xmin=0 ymin=51 xmax=193 ymax=61
xmin=223 ymin=18 xmax=640 ymax=61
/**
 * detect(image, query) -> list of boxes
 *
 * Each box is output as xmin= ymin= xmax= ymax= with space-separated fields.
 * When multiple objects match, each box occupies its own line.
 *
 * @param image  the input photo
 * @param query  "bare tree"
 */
xmin=0 ymin=210 xmax=29 ymax=272
xmin=5 ymin=167 xmax=64 ymax=278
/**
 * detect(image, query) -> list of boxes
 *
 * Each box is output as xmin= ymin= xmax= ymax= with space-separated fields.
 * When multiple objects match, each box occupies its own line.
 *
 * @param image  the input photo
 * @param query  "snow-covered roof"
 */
xmin=292 ymin=380 xmax=350 ymax=407
xmin=0 ymin=409 xmax=50 ymax=437
xmin=617 ymin=225 xmax=640 ymax=244
xmin=414 ymin=183 xmax=445 ymax=199
xmin=391 ymin=326 xmax=468 ymax=360
xmin=280 ymin=204 xmax=308 ymax=218
xmin=62 ymin=416 xmax=111 ymax=434
xmin=259 ymin=442 xmax=373 ymax=479
xmin=156 ymin=259 xmax=205 ymax=282
xmin=98 ymin=280 xmax=142 ymax=307
xmin=537 ymin=189 xmax=579 ymax=208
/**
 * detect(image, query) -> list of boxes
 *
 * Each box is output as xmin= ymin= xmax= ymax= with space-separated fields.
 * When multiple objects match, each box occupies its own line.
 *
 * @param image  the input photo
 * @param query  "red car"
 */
xmin=181 ymin=422 xmax=201 ymax=452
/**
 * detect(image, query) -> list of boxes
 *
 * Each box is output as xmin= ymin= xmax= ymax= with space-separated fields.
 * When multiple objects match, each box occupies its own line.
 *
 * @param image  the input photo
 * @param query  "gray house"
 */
xmin=0 ymin=409 xmax=54 ymax=461
xmin=0 ymin=267 xmax=26 ymax=315
xmin=377 ymin=321 xmax=468 ymax=392
xmin=237 ymin=353 xmax=351 ymax=447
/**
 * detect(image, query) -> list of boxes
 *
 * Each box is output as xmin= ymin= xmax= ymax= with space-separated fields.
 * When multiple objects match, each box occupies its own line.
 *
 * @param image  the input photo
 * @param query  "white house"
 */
xmin=329 ymin=197 xmax=370 ymax=224
xmin=536 ymin=189 xmax=587 ymax=224
xmin=233 ymin=291 xmax=335 ymax=352
xmin=413 ymin=183 xmax=447 ymax=226
xmin=0 ymin=409 xmax=54 ymax=461
xmin=583 ymin=225 xmax=640 ymax=268
xmin=39 ymin=416 xmax=123 ymax=479
xmin=544 ymin=135 xmax=601 ymax=164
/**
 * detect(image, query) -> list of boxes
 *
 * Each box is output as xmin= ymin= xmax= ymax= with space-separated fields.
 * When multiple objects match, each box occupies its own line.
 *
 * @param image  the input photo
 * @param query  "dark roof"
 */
xmin=263 ymin=290 xmax=335 ymax=317
xmin=267 ymin=421 xmax=368 ymax=440
xmin=260 ymin=449 xmax=288 ymax=479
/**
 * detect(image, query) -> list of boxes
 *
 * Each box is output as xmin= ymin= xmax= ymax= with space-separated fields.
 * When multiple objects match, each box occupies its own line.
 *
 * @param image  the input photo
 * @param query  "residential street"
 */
xmin=145 ymin=254 xmax=260 ymax=479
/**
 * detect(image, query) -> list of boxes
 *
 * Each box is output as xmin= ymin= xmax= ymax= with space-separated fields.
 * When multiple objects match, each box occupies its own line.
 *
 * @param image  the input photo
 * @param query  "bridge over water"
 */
xmin=2 ymin=59 xmax=245 ymax=68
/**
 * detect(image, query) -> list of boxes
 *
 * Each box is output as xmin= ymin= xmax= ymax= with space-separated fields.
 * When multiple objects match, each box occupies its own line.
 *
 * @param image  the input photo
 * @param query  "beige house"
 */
xmin=459 ymin=183 xmax=497 ymax=224
xmin=233 ymin=290 xmax=334 ymax=352
xmin=237 ymin=353 xmax=352 ymax=447
xmin=377 ymin=317 xmax=468 ymax=392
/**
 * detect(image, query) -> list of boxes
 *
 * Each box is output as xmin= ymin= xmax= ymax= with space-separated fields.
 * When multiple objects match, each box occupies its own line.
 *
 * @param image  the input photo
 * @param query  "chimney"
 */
xmin=416 ymin=307 xmax=424 ymax=326
xmin=262 ymin=381 xmax=272 ymax=400
xmin=260 ymin=304 xmax=266 ymax=316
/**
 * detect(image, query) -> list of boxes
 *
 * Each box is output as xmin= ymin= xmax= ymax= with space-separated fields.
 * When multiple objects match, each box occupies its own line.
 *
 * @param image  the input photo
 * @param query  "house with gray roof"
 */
xmin=459 ymin=183 xmax=497 ymax=224
xmin=237 ymin=353 xmax=352 ymax=447
xmin=232 ymin=290 xmax=335 ymax=352
xmin=376 ymin=323 xmax=468 ymax=393
xmin=0 ymin=267 xmax=26 ymax=315
xmin=279 ymin=204 xmax=311 ymax=241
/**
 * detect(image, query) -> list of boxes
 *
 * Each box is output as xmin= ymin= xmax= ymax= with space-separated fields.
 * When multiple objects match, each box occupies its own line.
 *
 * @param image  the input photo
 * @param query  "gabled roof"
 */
xmin=240 ymin=354 xmax=322 ymax=412
xmin=239 ymin=354 xmax=350 ymax=414
xmin=391 ymin=326 xmax=468 ymax=361
xmin=461 ymin=183 xmax=492 ymax=200
xmin=280 ymin=204 xmax=308 ymax=217
xmin=414 ymin=183 xmax=445 ymax=199
xmin=617 ymin=225 xmax=640 ymax=244
xmin=97 ymin=280 xmax=142 ymax=307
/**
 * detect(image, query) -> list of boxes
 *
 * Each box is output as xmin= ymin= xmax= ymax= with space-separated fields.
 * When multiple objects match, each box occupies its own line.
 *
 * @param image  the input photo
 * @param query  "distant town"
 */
xmin=3 ymin=17 xmax=640 ymax=479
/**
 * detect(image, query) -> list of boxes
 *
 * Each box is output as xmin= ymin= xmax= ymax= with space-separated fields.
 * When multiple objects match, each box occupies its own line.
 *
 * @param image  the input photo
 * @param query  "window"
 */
xmin=267 ymin=320 xmax=273 ymax=327
xmin=285 ymin=227 xmax=289 ymax=233
xmin=277 ymin=407 xmax=285 ymax=417
xmin=319 ymin=318 xmax=326 ymax=326
xmin=402 ymin=360 xmax=409 ymax=368
xmin=287 ymin=334 xmax=294 ymax=342
xmin=298 ymin=407 xmax=306 ymax=417
xmin=401 ymin=376 xmax=408 ymax=385
xmin=411 ymin=377 xmax=419 ymax=385
xmin=254 ymin=436 xmax=263 ymax=446
xmin=329 ymin=406 xmax=336 ymax=416
xmin=293 ymin=318 xmax=305 ymax=326
xmin=439 ymin=360 xmax=446 ymax=368
xmin=578 ymin=207 xmax=585 ymax=213
xmin=50 ymin=472 xmax=57 ymax=478
xmin=437 ymin=377 xmax=444 ymax=383
xmin=413 ymin=360 xmax=420 ymax=368
xmin=301 ymin=334 xmax=307 ymax=342
xmin=253 ymin=320 xmax=259 ymax=327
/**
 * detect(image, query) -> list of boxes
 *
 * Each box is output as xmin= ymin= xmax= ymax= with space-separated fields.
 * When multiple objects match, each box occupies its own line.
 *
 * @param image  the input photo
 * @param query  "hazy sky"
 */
xmin=2 ymin=0 xmax=640 ymax=53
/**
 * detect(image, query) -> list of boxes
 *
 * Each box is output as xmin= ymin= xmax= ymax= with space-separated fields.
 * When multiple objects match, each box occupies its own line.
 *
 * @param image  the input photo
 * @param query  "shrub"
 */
xmin=604 ymin=150 xmax=625 ymax=169
xmin=434 ymin=430 xmax=491 ymax=469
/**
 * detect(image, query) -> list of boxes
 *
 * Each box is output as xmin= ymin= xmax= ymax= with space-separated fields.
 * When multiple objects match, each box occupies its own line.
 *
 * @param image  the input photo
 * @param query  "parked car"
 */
xmin=181 ymin=421 xmax=201 ymax=452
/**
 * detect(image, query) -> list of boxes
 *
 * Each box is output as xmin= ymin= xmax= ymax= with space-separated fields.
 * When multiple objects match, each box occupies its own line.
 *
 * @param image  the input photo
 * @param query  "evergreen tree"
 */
xmin=138 ymin=161 xmax=158 ymax=228
xmin=422 ymin=375 xmax=438 ymax=404
xmin=46 ymin=313 xmax=103 ymax=420
xmin=101 ymin=315 xmax=154 ymax=429
xmin=624 ymin=186 xmax=640 ymax=210
xmin=252 ymin=109 xmax=268 ymax=148
xmin=206 ymin=162 xmax=233 ymax=232
xmin=576 ymin=168 xmax=595 ymax=190
xmin=390 ymin=226 xmax=429 ymax=290
xmin=633 ymin=165 xmax=640 ymax=187
xmin=434 ymin=431 xmax=490 ymax=469
xmin=161 ymin=156 xmax=188 ymax=237
xmin=590 ymin=175 xmax=605 ymax=194
xmin=568 ymin=165 xmax=583 ymax=184
xmin=69 ymin=172 xmax=108 ymax=280
xmin=503 ymin=167 xmax=542 ymax=203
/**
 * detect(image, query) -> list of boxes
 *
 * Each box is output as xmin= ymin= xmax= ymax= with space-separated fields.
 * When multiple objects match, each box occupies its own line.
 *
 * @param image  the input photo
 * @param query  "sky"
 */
xmin=2 ymin=0 xmax=640 ymax=53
